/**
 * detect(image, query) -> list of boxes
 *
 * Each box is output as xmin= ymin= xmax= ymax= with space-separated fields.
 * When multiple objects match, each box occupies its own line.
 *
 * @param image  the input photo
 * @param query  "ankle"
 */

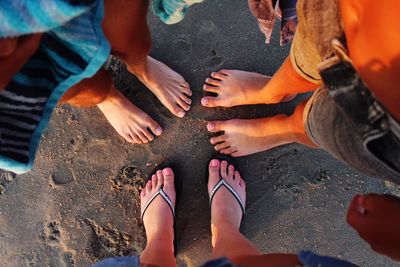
xmin=211 ymin=223 xmax=239 ymax=247
xmin=146 ymin=228 xmax=174 ymax=243
xmin=126 ymin=58 xmax=147 ymax=77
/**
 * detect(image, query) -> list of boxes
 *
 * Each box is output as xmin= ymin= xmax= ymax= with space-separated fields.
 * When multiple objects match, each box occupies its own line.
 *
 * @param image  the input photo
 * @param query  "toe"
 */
xmin=156 ymin=170 xmax=164 ymax=190
xmin=151 ymin=174 xmax=157 ymax=189
xmin=170 ymin=104 xmax=185 ymax=118
xmin=176 ymin=97 xmax=191 ymax=111
xmin=140 ymin=185 xmax=147 ymax=198
xmin=142 ymin=129 xmax=154 ymax=142
xmin=219 ymin=69 xmax=232 ymax=75
xmin=220 ymin=160 xmax=228 ymax=179
xmin=214 ymin=142 xmax=230 ymax=151
xmin=235 ymin=171 xmax=243 ymax=185
xmin=179 ymin=93 xmax=192 ymax=105
xmin=148 ymin=122 xmax=163 ymax=137
xmin=203 ymin=84 xmax=220 ymax=93
xmin=206 ymin=77 xmax=222 ymax=86
xmin=130 ymin=134 xmax=142 ymax=144
xmin=207 ymin=121 xmax=226 ymax=133
xmin=220 ymin=147 xmax=237 ymax=155
xmin=210 ymin=134 xmax=227 ymax=145
xmin=137 ymin=131 xmax=149 ymax=144
xmin=123 ymin=133 xmax=136 ymax=144
xmin=208 ymin=159 xmax=221 ymax=192
xmin=180 ymin=85 xmax=192 ymax=96
xmin=211 ymin=72 xmax=227 ymax=80
xmin=228 ymin=165 xmax=234 ymax=180
xmin=239 ymin=178 xmax=246 ymax=188
xmin=201 ymin=96 xmax=222 ymax=107
xmin=162 ymin=168 xmax=175 ymax=202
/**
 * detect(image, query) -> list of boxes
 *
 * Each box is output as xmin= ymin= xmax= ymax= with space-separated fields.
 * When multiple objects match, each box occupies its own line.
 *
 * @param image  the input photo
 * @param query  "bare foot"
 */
xmin=129 ymin=56 xmax=192 ymax=118
xmin=97 ymin=87 xmax=162 ymax=144
xmin=140 ymin=168 xmax=176 ymax=247
xmin=201 ymin=69 xmax=296 ymax=108
xmin=207 ymin=116 xmax=294 ymax=157
xmin=208 ymin=159 xmax=246 ymax=247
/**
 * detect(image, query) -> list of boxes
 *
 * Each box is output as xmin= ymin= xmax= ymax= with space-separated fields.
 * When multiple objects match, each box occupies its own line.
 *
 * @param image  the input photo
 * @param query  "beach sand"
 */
xmin=0 ymin=1 xmax=399 ymax=266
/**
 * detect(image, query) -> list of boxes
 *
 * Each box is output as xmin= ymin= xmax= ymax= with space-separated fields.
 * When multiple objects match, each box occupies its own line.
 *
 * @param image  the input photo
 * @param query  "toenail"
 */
xmin=155 ymin=127 xmax=162 ymax=135
xmin=211 ymin=159 xmax=218 ymax=167
xmin=201 ymin=98 xmax=208 ymax=105
xmin=163 ymin=168 xmax=172 ymax=175
xmin=208 ymin=123 xmax=215 ymax=130
xmin=178 ymin=111 xmax=185 ymax=117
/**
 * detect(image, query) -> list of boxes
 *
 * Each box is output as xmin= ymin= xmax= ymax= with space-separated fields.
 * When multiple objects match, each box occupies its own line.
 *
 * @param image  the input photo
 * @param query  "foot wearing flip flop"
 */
xmin=208 ymin=159 xmax=246 ymax=247
xmin=201 ymin=70 xmax=296 ymax=108
xmin=140 ymin=168 xmax=176 ymax=248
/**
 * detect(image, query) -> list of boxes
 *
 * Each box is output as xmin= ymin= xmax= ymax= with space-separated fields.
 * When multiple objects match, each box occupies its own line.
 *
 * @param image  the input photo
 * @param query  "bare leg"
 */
xmin=207 ymin=159 xmax=260 ymax=258
xmin=140 ymin=168 xmax=176 ymax=267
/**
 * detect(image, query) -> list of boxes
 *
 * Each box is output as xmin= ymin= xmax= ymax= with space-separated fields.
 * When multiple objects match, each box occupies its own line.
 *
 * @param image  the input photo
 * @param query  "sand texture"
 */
xmin=0 ymin=1 xmax=399 ymax=266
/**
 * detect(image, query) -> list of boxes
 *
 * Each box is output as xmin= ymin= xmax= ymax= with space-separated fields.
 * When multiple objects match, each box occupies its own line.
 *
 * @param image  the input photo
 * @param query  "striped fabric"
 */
xmin=152 ymin=0 xmax=205 ymax=24
xmin=0 ymin=0 xmax=111 ymax=173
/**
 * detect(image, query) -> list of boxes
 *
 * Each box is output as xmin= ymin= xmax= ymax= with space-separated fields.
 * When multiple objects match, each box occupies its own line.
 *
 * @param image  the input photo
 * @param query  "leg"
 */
xmin=201 ymin=57 xmax=319 ymax=108
xmin=207 ymin=160 xmax=301 ymax=267
xmin=140 ymin=168 xmax=177 ymax=267
xmin=60 ymin=69 xmax=162 ymax=144
xmin=207 ymin=99 xmax=317 ymax=157
xmin=207 ymin=159 xmax=260 ymax=258
xmin=103 ymin=0 xmax=192 ymax=118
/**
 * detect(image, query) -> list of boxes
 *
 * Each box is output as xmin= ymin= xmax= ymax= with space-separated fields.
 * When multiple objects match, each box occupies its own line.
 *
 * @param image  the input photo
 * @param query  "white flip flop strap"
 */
xmin=209 ymin=179 xmax=245 ymax=215
xmin=141 ymin=188 xmax=175 ymax=221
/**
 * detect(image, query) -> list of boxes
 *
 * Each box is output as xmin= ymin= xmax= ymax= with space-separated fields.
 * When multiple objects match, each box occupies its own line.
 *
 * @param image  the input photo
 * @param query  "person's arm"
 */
xmin=263 ymin=56 xmax=320 ymax=104
xmin=347 ymin=194 xmax=400 ymax=261
xmin=0 ymin=34 xmax=43 ymax=90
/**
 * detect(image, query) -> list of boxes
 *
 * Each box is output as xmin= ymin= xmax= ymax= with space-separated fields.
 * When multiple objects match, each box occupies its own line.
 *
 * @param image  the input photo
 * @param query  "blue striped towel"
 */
xmin=152 ymin=0 xmax=205 ymax=24
xmin=0 ymin=0 xmax=111 ymax=174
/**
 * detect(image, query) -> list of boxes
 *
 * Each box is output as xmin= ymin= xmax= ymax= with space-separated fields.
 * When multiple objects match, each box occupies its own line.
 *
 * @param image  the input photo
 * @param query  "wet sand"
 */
xmin=0 ymin=1 xmax=399 ymax=266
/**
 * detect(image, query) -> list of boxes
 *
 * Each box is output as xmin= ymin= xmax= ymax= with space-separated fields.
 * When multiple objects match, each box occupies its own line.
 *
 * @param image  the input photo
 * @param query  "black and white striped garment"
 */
xmin=0 ymin=0 xmax=111 ymax=173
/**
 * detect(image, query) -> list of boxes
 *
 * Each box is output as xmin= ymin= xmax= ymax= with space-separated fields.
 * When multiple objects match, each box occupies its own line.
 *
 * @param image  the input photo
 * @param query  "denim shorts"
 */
xmin=91 ymin=252 xmax=357 ymax=267
xmin=305 ymin=62 xmax=400 ymax=184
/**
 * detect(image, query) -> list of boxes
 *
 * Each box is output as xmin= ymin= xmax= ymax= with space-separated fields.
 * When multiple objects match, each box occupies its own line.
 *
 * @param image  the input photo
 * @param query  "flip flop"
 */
xmin=207 ymin=156 xmax=245 ymax=222
xmin=141 ymin=186 xmax=175 ymax=221
xmin=141 ymin=164 xmax=182 ymax=256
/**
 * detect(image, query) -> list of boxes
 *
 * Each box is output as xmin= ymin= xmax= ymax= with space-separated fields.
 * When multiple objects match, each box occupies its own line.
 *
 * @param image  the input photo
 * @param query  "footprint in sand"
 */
xmin=50 ymin=165 xmax=75 ymax=185
xmin=111 ymin=165 xmax=145 ymax=191
xmin=84 ymin=218 xmax=143 ymax=260
xmin=0 ymin=171 xmax=16 ymax=195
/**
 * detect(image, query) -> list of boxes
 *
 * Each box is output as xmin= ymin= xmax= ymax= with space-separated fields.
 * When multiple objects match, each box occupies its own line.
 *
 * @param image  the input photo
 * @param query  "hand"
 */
xmin=0 ymin=33 xmax=42 ymax=89
xmin=347 ymin=194 xmax=400 ymax=261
